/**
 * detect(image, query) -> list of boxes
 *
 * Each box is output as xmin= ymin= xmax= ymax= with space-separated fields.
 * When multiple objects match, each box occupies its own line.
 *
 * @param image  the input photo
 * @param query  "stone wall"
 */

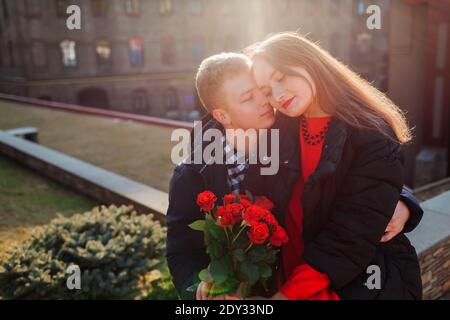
xmin=419 ymin=237 xmax=450 ymax=299
xmin=408 ymin=189 xmax=450 ymax=299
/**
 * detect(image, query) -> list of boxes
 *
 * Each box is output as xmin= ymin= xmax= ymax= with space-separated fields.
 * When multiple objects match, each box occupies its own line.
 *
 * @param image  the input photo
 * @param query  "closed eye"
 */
xmin=276 ymin=74 xmax=285 ymax=82
xmin=242 ymin=93 xmax=253 ymax=102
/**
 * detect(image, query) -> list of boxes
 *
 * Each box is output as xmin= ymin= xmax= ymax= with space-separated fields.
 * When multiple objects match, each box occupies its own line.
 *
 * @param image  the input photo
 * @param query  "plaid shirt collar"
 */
xmin=222 ymin=136 xmax=249 ymax=194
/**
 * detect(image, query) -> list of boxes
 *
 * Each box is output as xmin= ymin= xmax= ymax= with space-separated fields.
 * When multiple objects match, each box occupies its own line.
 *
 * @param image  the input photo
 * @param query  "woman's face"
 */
xmin=252 ymin=56 xmax=316 ymax=118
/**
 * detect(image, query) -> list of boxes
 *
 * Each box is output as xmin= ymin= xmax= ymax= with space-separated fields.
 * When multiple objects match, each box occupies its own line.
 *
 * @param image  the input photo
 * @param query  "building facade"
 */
xmin=0 ymin=0 xmax=448 ymax=186
xmin=0 ymin=0 xmax=354 ymax=119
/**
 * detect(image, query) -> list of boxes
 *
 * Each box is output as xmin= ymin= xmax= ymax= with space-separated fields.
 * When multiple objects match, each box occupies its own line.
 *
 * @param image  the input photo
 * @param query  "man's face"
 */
xmin=220 ymin=72 xmax=275 ymax=130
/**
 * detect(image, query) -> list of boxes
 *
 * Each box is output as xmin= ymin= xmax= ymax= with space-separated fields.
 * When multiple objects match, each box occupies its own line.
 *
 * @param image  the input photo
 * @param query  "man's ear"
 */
xmin=211 ymin=108 xmax=231 ymax=126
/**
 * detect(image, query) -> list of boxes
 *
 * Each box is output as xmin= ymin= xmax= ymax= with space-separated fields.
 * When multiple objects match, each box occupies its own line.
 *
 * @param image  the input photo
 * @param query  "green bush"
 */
xmin=0 ymin=205 xmax=167 ymax=299
xmin=144 ymin=262 xmax=180 ymax=300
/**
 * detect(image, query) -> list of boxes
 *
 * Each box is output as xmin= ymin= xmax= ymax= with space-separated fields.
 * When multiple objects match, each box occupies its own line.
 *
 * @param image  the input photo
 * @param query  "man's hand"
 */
xmin=196 ymin=281 xmax=244 ymax=300
xmin=196 ymin=281 xmax=211 ymax=300
xmin=381 ymin=200 xmax=410 ymax=242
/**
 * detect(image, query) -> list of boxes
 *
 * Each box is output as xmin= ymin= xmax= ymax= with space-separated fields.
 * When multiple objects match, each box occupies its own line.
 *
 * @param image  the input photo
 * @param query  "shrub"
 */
xmin=0 ymin=205 xmax=166 ymax=299
xmin=144 ymin=262 xmax=179 ymax=300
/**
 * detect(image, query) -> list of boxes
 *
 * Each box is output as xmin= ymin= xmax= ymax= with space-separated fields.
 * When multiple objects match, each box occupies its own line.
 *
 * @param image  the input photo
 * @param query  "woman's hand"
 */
xmin=381 ymin=200 xmax=410 ymax=242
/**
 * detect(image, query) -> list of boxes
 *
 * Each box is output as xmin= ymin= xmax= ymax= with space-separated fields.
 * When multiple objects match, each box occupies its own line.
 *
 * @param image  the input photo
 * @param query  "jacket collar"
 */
xmin=180 ymin=114 xmax=230 ymax=198
xmin=183 ymin=113 xmax=225 ymax=175
xmin=304 ymin=117 xmax=348 ymax=189
xmin=276 ymin=114 xmax=349 ymax=187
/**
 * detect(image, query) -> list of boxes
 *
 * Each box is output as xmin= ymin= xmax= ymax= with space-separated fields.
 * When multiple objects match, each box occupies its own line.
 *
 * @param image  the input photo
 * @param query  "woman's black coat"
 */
xmin=246 ymin=113 xmax=423 ymax=299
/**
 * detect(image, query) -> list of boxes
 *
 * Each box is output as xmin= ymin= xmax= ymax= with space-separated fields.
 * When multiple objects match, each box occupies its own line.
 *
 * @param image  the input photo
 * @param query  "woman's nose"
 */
xmin=272 ymin=84 xmax=284 ymax=102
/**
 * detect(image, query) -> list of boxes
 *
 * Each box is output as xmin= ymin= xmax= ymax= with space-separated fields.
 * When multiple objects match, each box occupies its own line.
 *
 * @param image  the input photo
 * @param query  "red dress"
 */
xmin=278 ymin=116 xmax=340 ymax=300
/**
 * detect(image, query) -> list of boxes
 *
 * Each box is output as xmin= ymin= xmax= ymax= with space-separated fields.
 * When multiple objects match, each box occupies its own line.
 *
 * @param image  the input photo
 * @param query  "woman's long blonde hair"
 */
xmin=246 ymin=32 xmax=412 ymax=144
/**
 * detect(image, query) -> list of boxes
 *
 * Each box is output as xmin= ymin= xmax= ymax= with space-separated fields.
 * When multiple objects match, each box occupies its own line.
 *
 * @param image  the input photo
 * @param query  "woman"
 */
xmin=243 ymin=32 xmax=422 ymax=300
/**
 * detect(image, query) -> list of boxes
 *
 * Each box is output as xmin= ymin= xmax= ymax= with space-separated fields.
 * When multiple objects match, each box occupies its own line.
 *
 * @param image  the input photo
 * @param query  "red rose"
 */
xmin=226 ymin=202 xmax=244 ymax=223
xmin=214 ymin=206 xmax=235 ymax=227
xmin=196 ymin=191 xmax=217 ymax=212
xmin=248 ymin=222 xmax=270 ymax=244
xmin=239 ymin=198 xmax=252 ymax=208
xmin=223 ymin=194 xmax=249 ymax=206
xmin=254 ymin=196 xmax=275 ymax=211
xmin=263 ymin=213 xmax=279 ymax=229
xmin=243 ymin=205 xmax=269 ymax=226
xmin=270 ymin=225 xmax=289 ymax=247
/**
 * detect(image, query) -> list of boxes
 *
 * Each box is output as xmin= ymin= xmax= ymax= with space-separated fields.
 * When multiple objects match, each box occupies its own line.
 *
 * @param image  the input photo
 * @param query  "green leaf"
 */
xmin=221 ymin=255 xmax=234 ymax=276
xmin=188 ymin=220 xmax=205 ymax=231
xmin=199 ymin=268 xmax=213 ymax=283
xmin=206 ymin=242 xmax=224 ymax=259
xmin=264 ymin=248 xmax=279 ymax=264
xmin=248 ymin=245 xmax=266 ymax=263
xmin=207 ymin=222 xmax=227 ymax=245
xmin=258 ymin=263 xmax=272 ymax=278
xmin=240 ymin=261 xmax=259 ymax=286
xmin=232 ymin=248 xmax=246 ymax=262
xmin=210 ymin=259 xmax=228 ymax=285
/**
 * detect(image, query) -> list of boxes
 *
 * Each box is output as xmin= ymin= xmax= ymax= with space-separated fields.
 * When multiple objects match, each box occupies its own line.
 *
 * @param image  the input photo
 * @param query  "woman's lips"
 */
xmin=282 ymin=97 xmax=295 ymax=109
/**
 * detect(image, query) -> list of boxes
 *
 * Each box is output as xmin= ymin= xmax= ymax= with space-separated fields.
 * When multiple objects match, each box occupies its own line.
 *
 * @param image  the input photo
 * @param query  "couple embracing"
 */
xmin=166 ymin=32 xmax=423 ymax=300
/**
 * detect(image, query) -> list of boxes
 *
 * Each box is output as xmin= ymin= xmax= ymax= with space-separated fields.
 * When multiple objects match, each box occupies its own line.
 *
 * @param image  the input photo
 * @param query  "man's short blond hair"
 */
xmin=195 ymin=52 xmax=251 ymax=113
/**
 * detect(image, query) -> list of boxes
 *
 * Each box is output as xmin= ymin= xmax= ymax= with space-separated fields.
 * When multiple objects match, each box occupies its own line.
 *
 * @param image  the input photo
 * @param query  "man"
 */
xmin=165 ymin=53 xmax=423 ymax=300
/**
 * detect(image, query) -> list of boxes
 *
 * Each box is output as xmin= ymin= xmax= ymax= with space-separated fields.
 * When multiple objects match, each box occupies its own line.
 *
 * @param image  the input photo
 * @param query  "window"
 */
xmin=132 ymin=89 xmax=149 ymax=114
xmin=189 ymin=0 xmax=203 ymax=15
xmin=31 ymin=42 xmax=47 ymax=67
xmin=96 ymin=39 xmax=112 ymax=65
xmin=161 ymin=36 xmax=176 ymax=65
xmin=165 ymin=88 xmax=179 ymax=118
xmin=160 ymin=0 xmax=173 ymax=16
xmin=60 ymin=40 xmax=77 ymax=67
xmin=55 ymin=0 xmax=69 ymax=18
xmin=25 ymin=0 xmax=41 ymax=17
xmin=192 ymin=37 xmax=204 ymax=63
xmin=129 ymin=37 xmax=144 ymax=66
xmin=124 ymin=0 xmax=140 ymax=15
xmin=91 ymin=0 xmax=107 ymax=17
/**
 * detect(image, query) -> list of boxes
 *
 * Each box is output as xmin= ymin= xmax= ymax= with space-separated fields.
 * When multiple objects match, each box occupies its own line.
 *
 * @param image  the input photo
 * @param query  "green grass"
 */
xmin=0 ymin=100 xmax=176 ymax=192
xmin=0 ymin=155 xmax=96 ymax=260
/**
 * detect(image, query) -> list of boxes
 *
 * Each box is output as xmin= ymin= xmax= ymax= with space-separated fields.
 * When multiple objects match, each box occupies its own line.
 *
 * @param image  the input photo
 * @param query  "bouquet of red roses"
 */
xmin=188 ymin=190 xmax=288 ymax=299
